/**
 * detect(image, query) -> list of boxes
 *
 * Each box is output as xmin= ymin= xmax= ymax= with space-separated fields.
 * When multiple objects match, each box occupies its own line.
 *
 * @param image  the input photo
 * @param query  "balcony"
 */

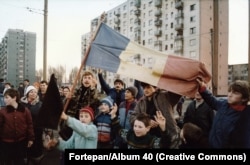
xmin=134 ymin=36 xmax=141 ymax=42
xmin=154 ymin=30 xmax=162 ymax=37
xmin=154 ymin=40 xmax=162 ymax=47
xmin=175 ymin=23 xmax=184 ymax=31
xmin=155 ymin=9 xmax=162 ymax=17
xmin=134 ymin=18 xmax=141 ymax=25
xmin=154 ymin=19 xmax=162 ymax=26
xmin=114 ymin=17 xmax=120 ymax=24
xmin=114 ymin=11 xmax=120 ymax=17
xmin=174 ymin=35 xmax=183 ymax=41
xmin=134 ymin=9 xmax=141 ymax=16
xmin=134 ymin=0 xmax=141 ymax=8
xmin=175 ymin=1 xmax=183 ymax=10
xmin=134 ymin=26 xmax=141 ymax=32
xmin=174 ymin=46 xmax=183 ymax=54
xmin=175 ymin=12 xmax=184 ymax=19
xmin=155 ymin=0 xmax=162 ymax=7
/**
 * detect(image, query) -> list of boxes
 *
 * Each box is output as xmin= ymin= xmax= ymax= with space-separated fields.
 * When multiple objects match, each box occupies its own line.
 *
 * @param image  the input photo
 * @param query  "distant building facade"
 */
xmin=0 ymin=29 xmax=36 ymax=88
xmin=228 ymin=64 xmax=248 ymax=85
xmin=82 ymin=0 xmax=229 ymax=95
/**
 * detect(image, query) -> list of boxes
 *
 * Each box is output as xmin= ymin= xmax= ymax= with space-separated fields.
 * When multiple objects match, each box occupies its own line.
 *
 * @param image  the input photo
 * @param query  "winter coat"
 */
xmin=57 ymin=116 xmax=98 ymax=150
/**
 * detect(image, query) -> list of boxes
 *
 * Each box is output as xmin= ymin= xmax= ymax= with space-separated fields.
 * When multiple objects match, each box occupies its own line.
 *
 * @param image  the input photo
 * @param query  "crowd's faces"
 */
xmin=27 ymin=89 xmax=38 ymax=101
xmin=63 ymin=87 xmax=70 ymax=97
xmin=59 ymin=87 xmax=64 ymax=96
xmin=23 ymin=80 xmax=29 ymax=87
xmin=114 ymin=82 xmax=123 ymax=91
xmin=143 ymin=85 xmax=156 ymax=97
xmin=40 ymin=83 xmax=48 ymax=94
xmin=82 ymin=75 xmax=93 ymax=88
xmin=125 ymin=90 xmax=134 ymax=101
xmin=133 ymin=120 xmax=150 ymax=137
xmin=227 ymin=90 xmax=245 ymax=105
xmin=4 ymin=95 xmax=16 ymax=106
xmin=99 ymin=103 xmax=110 ymax=113
xmin=195 ymin=92 xmax=203 ymax=102
xmin=79 ymin=112 xmax=92 ymax=124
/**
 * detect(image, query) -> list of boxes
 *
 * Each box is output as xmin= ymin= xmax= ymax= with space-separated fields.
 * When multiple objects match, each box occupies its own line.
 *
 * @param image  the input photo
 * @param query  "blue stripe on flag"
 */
xmin=86 ymin=23 xmax=130 ymax=73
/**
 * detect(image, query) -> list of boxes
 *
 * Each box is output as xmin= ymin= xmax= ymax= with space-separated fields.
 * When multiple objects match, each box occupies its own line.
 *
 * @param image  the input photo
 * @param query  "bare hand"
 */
xmin=27 ymin=141 xmax=33 ymax=148
xmin=109 ymin=103 xmax=118 ymax=119
xmin=150 ymin=119 xmax=159 ymax=128
xmin=61 ymin=111 xmax=68 ymax=120
xmin=154 ymin=111 xmax=166 ymax=131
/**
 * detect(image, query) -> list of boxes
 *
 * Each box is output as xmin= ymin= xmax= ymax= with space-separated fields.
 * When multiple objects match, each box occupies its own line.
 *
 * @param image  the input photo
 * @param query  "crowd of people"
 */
xmin=0 ymin=69 xmax=250 ymax=165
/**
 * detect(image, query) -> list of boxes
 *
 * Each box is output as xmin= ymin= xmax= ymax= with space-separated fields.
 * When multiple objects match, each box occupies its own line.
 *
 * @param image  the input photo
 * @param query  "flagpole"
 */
xmin=62 ymin=12 xmax=106 ymax=113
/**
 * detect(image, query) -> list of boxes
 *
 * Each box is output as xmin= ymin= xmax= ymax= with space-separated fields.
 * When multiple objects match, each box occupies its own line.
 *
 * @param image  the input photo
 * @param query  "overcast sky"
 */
xmin=0 ymin=0 xmax=248 ymax=75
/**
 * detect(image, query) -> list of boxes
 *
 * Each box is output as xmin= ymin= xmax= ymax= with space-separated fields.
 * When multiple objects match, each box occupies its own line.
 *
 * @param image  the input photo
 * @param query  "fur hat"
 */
xmin=126 ymin=86 xmax=138 ymax=98
xmin=101 ymin=96 xmax=114 ymax=108
xmin=80 ymin=106 xmax=95 ymax=121
xmin=25 ymin=85 xmax=37 ymax=96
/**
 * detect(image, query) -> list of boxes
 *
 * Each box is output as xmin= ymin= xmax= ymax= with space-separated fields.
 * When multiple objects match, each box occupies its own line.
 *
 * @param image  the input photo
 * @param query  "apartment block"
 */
xmin=0 ymin=29 xmax=36 ymax=88
xmin=82 ymin=0 xmax=229 ymax=96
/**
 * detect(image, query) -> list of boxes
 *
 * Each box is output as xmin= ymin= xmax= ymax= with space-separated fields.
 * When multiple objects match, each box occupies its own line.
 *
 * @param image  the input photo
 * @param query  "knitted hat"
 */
xmin=25 ymin=85 xmax=37 ymax=96
xmin=126 ymin=86 xmax=138 ymax=98
xmin=101 ymin=96 xmax=114 ymax=108
xmin=80 ymin=106 xmax=95 ymax=121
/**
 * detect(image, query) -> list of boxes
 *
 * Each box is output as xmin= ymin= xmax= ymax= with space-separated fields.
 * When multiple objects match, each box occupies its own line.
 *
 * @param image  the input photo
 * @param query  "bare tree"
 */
xmin=47 ymin=65 xmax=65 ymax=86
xmin=69 ymin=67 xmax=79 ymax=85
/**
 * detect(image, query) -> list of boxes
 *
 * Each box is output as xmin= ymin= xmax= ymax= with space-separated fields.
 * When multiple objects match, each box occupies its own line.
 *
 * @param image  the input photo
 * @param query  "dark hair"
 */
xmin=228 ymin=80 xmax=250 ymax=105
xmin=140 ymin=81 xmax=157 ymax=89
xmin=24 ymin=79 xmax=30 ymax=82
xmin=4 ymin=88 xmax=20 ymax=102
xmin=133 ymin=112 xmax=151 ymax=127
xmin=40 ymin=80 xmax=48 ymax=85
xmin=114 ymin=79 xmax=124 ymax=86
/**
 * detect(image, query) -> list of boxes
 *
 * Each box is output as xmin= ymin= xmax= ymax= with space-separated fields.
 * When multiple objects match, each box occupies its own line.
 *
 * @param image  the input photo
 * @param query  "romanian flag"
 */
xmin=86 ymin=23 xmax=211 ymax=97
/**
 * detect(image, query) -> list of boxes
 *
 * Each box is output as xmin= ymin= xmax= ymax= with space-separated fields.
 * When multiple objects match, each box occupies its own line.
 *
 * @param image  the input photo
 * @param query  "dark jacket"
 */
xmin=200 ymin=89 xmax=250 ymax=148
xmin=112 ymin=116 xmax=171 ymax=149
xmin=184 ymin=100 xmax=214 ymax=136
xmin=130 ymin=89 xmax=181 ymax=149
xmin=0 ymin=104 xmax=35 ymax=142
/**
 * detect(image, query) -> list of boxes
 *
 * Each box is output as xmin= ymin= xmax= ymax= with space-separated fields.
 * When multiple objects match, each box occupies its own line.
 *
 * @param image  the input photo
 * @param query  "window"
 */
xmin=190 ymin=16 xmax=196 ymax=22
xmin=190 ymin=4 xmax=196 ymax=11
xmin=165 ymin=45 xmax=168 ymax=50
xmin=148 ymin=38 xmax=153 ymax=44
xmin=170 ymin=44 xmax=173 ymax=49
xmin=148 ymin=29 xmax=153 ymax=35
xmin=165 ymin=24 xmax=168 ymax=30
xmin=190 ymin=27 xmax=196 ymax=34
xmin=149 ymin=10 xmax=153 ymax=16
xmin=190 ymin=51 xmax=196 ymax=58
xmin=190 ymin=39 xmax=196 ymax=46
xmin=165 ymin=34 xmax=168 ymax=40
xmin=148 ymin=19 xmax=153 ymax=26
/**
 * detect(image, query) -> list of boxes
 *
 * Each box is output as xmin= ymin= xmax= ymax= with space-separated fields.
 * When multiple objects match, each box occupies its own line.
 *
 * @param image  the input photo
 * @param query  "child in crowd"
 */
xmin=45 ymin=106 xmax=98 ymax=149
xmin=196 ymin=79 xmax=250 ymax=148
xmin=94 ymin=96 xmax=115 ymax=148
xmin=0 ymin=88 xmax=35 ymax=165
xmin=110 ymin=103 xmax=171 ymax=149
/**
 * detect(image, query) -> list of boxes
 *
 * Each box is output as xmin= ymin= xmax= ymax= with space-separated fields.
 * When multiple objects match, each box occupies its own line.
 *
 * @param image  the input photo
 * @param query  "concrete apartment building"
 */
xmin=82 ymin=0 xmax=229 ymax=96
xmin=0 ymin=29 xmax=36 ymax=88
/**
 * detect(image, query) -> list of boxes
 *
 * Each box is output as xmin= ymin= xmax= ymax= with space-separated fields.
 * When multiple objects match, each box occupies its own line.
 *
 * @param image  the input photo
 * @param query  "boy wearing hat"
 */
xmin=94 ymin=96 xmax=115 ymax=148
xmin=113 ymin=86 xmax=138 ymax=148
xmin=45 ymin=106 xmax=98 ymax=149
